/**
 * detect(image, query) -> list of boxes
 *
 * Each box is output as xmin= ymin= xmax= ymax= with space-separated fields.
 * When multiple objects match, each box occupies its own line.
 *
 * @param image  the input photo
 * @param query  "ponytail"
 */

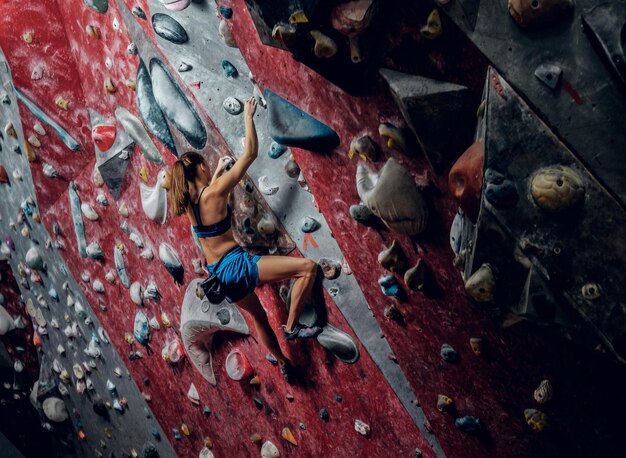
xmin=169 ymin=151 xmax=207 ymax=216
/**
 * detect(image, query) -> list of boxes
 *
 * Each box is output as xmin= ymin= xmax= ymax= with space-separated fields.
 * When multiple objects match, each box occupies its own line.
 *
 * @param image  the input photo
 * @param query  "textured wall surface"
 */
xmin=0 ymin=0 xmax=624 ymax=457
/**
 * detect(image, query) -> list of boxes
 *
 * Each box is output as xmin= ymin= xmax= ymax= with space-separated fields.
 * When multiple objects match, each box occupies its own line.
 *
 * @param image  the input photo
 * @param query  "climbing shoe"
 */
xmin=283 ymin=323 xmax=323 ymax=341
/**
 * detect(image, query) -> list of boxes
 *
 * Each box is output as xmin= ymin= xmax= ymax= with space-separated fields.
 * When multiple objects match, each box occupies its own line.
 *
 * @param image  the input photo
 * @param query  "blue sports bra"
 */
xmin=191 ymin=187 xmax=232 ymax=238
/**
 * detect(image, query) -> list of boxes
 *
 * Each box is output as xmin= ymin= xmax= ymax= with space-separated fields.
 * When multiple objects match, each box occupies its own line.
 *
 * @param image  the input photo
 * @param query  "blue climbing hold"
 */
xmin=172 ymin=428 xmax=182 ymax=440
xmin=301 ymin=216 xmax=320 ymax=233
xmin=222 ymin=60 xmax=238 ymax=78
xmin=265 ymin=89 xmax=340 ymax=151
xmin=484 ymin=169 xmax=518 ymax=209
xmin=440 ymin=343 xmax=459 ymax=363
xmin=379 ymin=275 xmax=401 ymax=297
xmin=268 ymin=141 xmax=288 ymax=159
xmin=151 ymin=429 xmax=161 ymax=441
xmin=203 ymin=405 xmax=211 ymax=417
xmin=218 ymin=5 xmax=233 ymax=19
xmin=455 ymin=416 xmax=482 ymax=435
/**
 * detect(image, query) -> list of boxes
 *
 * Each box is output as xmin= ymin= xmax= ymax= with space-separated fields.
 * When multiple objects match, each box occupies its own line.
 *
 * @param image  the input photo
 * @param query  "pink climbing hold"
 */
xmin=92 ymin=124 xmax=117 ymax=152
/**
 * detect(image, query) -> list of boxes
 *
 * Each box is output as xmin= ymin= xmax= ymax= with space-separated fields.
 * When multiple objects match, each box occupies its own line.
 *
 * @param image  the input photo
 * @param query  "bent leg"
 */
xmin=236 ymin=292 xmax=288 ymax=365
xmin=256 ymin=256 xmax=317 ymax=332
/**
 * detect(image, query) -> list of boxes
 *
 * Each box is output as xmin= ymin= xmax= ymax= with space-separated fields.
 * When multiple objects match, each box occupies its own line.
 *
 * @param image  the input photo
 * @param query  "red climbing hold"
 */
xmin=92 ymin=124 xmax=117 ymax=152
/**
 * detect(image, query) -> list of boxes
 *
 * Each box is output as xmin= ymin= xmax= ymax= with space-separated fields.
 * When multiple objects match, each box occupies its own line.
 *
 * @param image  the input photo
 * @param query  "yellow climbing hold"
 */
xmin=25 ymin=143 xmax=37 ymax=162
xmin=161 ymin=310 xmax=172 ymax=327
xmin=139 ymin=166 xmax=149 ymax=183
xmin=181 ymin=423 xmax=190 ymax=436
xmin=125 ymin=79 xmax=137 ymax=91
xmin=22 ymin=32 xmax=33 ymax=43
xmin=55 ymin=95 xmax=69 ymax=110
xmin=288 ymin=10 xmax=308 ymax=24
xmin=250 ymin=375 xmax=261 ymax=385
xmin=420 ymin=9 xmax=442 ymax=39
xmin=104 ymin=427 xmax=112 ymax=438
xmin=124 ymin=332 xmax=134 ymax=345
xmin=95 ymin=450 xmax=103 ymax=458
xmin=100 ymin=439 xmax=107 ymax=448
xmin=104 ymin=76 xmax=116 ymax=94
xmin=281 ymin=427 xmax=298 ymax=446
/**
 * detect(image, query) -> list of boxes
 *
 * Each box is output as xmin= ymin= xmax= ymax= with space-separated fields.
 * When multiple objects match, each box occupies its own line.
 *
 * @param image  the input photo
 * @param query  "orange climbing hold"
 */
xmin=281 ymin=427 xmax=298 ymax=446
xmin=249 ymin=375 xmax=261 ymax=385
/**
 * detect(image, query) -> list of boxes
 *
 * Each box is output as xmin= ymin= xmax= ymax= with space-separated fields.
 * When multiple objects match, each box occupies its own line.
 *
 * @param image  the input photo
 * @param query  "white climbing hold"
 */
xmin=258 ymin=176 xmax=278 ymax=195
xmin=140 ymin=247 xmax=154 ymax=260
xmin=140 ymin=169 xmax=168 ymax=224
xmin=93 ymin=280 xmax=104 ymax=293
xmin=81 ymin=203 xmax=99 ymax=221
xmin=81 ymin=271 xmax=90 ymax=282
xmin=187 ymin=383 xmax=200 ymax=405
xmin=0 ymin=306 xmax=15 ymax=335
xmin=130 ymin=232 xmax=144 ymax=248
xmin=95 ymin=192 xmax=108 ymax=206
xmin=130 ymin=282 xmax=143 ymax=306
xmin=42 ymin=163 xmax=58 ymax=178
xmin=43 ymin=397 xmax=69 ymax=423
xmin=105 ymin=271 xmax=115 ymax=283
xmin=354 ymin=419 xmax=370 ymax=436
xmin=33 ymin=122 xmax=45 ymax=135
xmin=261 ymin=441 xmax=280 ymax=458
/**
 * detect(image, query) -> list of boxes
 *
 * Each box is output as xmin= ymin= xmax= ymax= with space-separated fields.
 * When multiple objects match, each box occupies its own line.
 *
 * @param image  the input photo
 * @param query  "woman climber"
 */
xmin=169 ymin=97 xmax=320 ymax=383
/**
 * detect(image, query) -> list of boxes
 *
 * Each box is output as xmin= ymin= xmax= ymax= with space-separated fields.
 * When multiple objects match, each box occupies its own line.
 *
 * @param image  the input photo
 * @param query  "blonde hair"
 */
xmin=169 ymin=151 xmax=207 ymax=216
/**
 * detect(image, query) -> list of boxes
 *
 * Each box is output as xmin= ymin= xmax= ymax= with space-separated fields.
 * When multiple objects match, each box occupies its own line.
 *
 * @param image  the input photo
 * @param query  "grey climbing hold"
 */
xmin=440 ymin=343 xmax=459 ymax=363
xmin=151 ymin=13 xmax=189 ymax=44
xmin=136 ymin=59 xmax=177 ymax=155
xmin=533 ymin=64 xmax=563 ymax=90
xmin=265 ymin=89 xmax=340 ymax=151
xmin=216 ymin=308 xmax=230 ymax=325
xmin=316 ymin=324 xmax=360 ymax=363
xmin=150 ymin=58 xmax=207 ymax=149
xmin=115 ymin=106 xmax=163 ymax=165
xmin=223 ymin=96 xmax=243 ymax=115
xmin=178 ymin=62 xmax=192 ymax=72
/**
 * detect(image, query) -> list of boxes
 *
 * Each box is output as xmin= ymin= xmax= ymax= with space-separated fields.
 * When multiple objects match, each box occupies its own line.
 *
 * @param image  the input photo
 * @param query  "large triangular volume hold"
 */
xmin=98 ymin=145 xmax=133 ymax=200
xmin=265 ymin=89 xmax=339 ymax=152
xmin=379 ymin=68 xmax=469 ymax=174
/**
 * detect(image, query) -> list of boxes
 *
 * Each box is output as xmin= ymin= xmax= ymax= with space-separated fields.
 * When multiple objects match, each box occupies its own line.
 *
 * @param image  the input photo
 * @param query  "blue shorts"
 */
xmin=207 ymin=246 xmax=261 ymax=303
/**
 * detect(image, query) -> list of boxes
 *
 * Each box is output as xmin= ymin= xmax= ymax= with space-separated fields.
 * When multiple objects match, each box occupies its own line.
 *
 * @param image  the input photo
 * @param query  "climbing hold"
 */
xmin=378 ymin=240 xmax=407 ymax=273
xmin=136 ymin=59 xmax=177 ymax=155
xmin=310 ymin=30 xmax=337 ymax=58
xmin=379 ymin=275 xmax=401 ymax=297
xmin=530 ymin=165 xmax=584 ymax=212
xmin=81 ymin=203 xmax=99 ymax=221
xmin=152 ymin=13 xmax=189 ymax=44
xmin=484 ymin=169 xmax=518 ymax=209
xmin=223 ymin=96 xmax=243 ymax=115
xmin=348 ymin=135 xmax=378 ymax=161
xmin=55 ymin=96 xmax=69 ymax=110
xmin=356 ymin=158 xmax=428 ymax=235
xmin=149 ymin=58 xmax=207 ymax=149
xmin=436 ymin=394 xmax=455 ymax=413
xmin=319 ymin=408 xmax=330 ymax=422
xmin=92 ymin=124 xmax=117 ymax=152
xmin=261 ymin=441 xmax=280 ymax=458
xmin=258 ymin=175 xmax=279 ymax=195
xmin=25 ymin=246 xmax=44 ymax=270
xmin=464 ymin=263 xmax=495 ymax=302
xmin=265 ymin=90 xmax=340 ymax=151
xmin=219 ymin=5 xmax=233 ymax=18
xmin=281 ymin=427 xmax=298 ymax=446
xmin=225 ymin=349 xmax=253 ymax=381
xmin=250 ymin=375 xmax=261 ymax=385
xmin=43 ymin=397 xmax=69 ymax=423
xmin=581 ymin=283 xmax=600 ymax=300
xmin=140 ymin=169 xmax=168 ymax=224
xmin=0 ymin=306 xmax=16 ymax=335
xmin=440 ymin=343 xmax=459 ymax=363
xmin=86 ymin=241 xmax=104 ymax=260
xmin=455 ymin=416 xmax=483 ymax=434
xmin=22 ymin=31 xmax=33 ymax=43
xmin=180 ymin=423 xmax=190 ymax=436
xmin=301 ymin=216 xmax=320 ymax=233
xmin=0 ymin=165 xmax=9 ymax=184
xmin=509 ymin=0 xmax=574 ymax=28
xmin=534 ymin=64 xmax=563 ymax=90
xmin=533 ymin=380 xmax=553 ymax=404
xmin=331 ymin=0 xmax=374 ymax=63
xmin=222 ymin=60 xmax=238 ymax=78
xmin=84 ymin=0 xmax=108 ymax=14
xmin=524 ymin=408 xmax=548 ymax=432
xmin=104 ymin=76 xmax=116 ymax=94
xmin=218 ymin=19 xmax=237 ymax=47
xmin=250 ymin=433 xmax=262 ymax=444
xmin=134 ymin=311 xmax=150 ymax=345
xmin=114 ymin=244 xmax=130 ymax=288
xmin=4 ymin=122 xmax=16 ymax=138
xmin=132 ymin=6 xmax=146 ymax=19
xmin=316 ymin=324 xmax=360 ymax=363
xmin=354 ymin=419 xmax=371 ymax=436
xmin=404 ymin=259 xmax=430 ymax=292
xmin=115 ymin=107 xmax=162 ymax=165
xmin=187 ymin=383 xmax=200 ymax=405
xmin=378 ymin=123 xmax=406 ymax=153
xmin=268 ymin=142 xmax=288 ymax=159
xmin=420 ymin=9 xmax=442 ymax=39
xmin=93 ymin=280 xmax=105 ymax=293
xmin=469 ymin=337 xmax=484 ymax=356
xmin=318 ymin=258 xmax=341 ymax=280
xmin=130 ymin=282 xmax=143 ymax=306
xmin=159 ymin=243 xmax=184 ymax=284
xmin=27 ymin=135 xmax=41 ymax=148
xmin=144 ymin=280 xmax=161 ymax=301
xmin=85 ymin=24 xmax=100 ymax=39
xmin=257 ymin=215 xmax=277 ymax=236
xmin=178 ymin=62 xmax=192 ymax=72
xmin=284 ymin=155 xmax=300 ymax=177
xmin=448 ymin=141 xmax=484 ymax=222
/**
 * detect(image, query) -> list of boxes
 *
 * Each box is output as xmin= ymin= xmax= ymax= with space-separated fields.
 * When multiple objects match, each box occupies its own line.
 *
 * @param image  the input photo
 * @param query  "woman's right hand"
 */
xmin=244 ymin=97 xmax=257 ymax=119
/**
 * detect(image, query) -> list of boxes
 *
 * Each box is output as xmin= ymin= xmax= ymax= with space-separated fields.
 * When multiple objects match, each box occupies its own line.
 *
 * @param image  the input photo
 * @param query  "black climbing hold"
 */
xmin=142 ymin=441 xmax=159 ymax=458
xmin=151 ymin=13 xmax=189 ymax=44
xmin=254 ymin=397 xmax=264 ymax=410
xmin=335 ymin=394 xmax=342 ymax=402
xmin=265 ymin=89 xmax=340 ymax=152
xmin=319 ymin=408 xmax=329 ymax=422
xmin=143 ymin=377 xmax=150 ymax=386
xmin=455 ymin=416 xmax=483 ymax=435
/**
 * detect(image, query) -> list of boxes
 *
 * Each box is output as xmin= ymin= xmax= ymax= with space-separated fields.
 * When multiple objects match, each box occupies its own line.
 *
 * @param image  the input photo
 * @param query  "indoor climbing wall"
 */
xmin=0 ymin=1 xmax=625 ymax=458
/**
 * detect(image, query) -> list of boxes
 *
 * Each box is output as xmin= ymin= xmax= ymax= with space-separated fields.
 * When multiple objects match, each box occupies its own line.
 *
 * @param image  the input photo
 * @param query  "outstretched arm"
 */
xmin=212 ymin=98 xmax=258 ymax=195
